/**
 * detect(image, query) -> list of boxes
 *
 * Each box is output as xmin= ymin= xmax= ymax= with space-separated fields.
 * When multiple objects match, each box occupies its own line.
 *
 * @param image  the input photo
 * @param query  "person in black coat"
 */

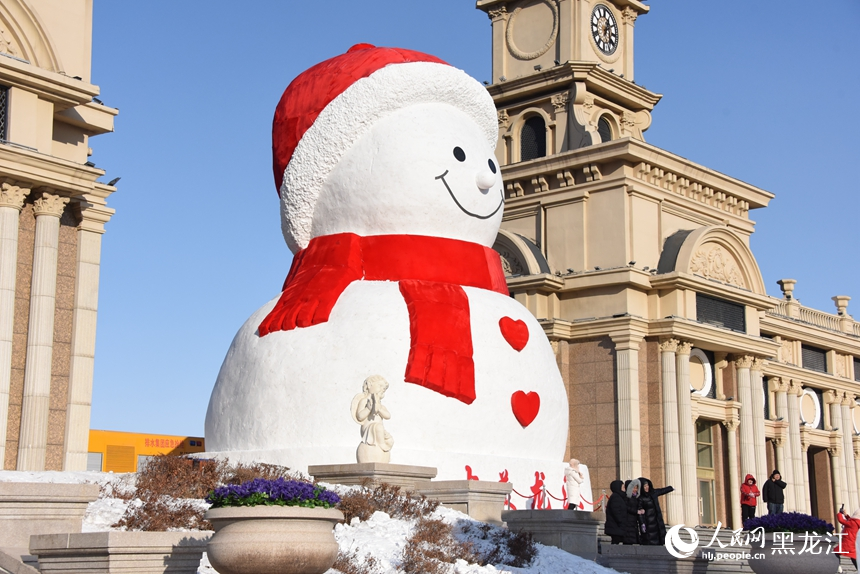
xmin=636 ymin=477 xmax=674 ymax=546
xmin=624 ymin=478 xmax=642 ymax=545
xmin=762 ymin=469 xmax=787 ymax=515
xmin=604 ymin=480 xmax=628 ymax=544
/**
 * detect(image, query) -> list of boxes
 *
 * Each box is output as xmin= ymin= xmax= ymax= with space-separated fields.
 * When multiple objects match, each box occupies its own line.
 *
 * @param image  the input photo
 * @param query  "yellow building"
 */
xmin=87 ymin=429 xmax=205 ymax=473
xmin=480 ymin=0 xmax=860 ymax=529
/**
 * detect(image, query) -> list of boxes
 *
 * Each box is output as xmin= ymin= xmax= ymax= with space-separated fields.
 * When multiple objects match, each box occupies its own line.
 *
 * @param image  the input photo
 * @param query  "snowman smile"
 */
xmin=435 ymin=170 xmax=503 ymax=220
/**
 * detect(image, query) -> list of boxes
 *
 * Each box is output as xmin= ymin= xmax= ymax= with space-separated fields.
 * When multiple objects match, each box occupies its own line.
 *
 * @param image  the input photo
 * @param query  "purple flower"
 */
xmin=743 ymin=512 xmax=833 ymax=535
xmin=205 ymin=478 xmax=341 ymax=509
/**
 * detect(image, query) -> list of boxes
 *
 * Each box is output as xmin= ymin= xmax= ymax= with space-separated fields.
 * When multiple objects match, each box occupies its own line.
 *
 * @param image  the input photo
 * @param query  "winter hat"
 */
xmin=272 ymin=43 xmax=499 ymax=253
xmin=770 ymin=469 xmax=781 ymax=478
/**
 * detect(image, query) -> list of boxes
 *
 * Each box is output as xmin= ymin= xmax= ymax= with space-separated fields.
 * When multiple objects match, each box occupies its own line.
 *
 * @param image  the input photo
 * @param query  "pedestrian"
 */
xmin=740 ymin=474 xmax=760 ymax=522
xmin=762 ymin=470 xmax=787 ymax=515
xmin=836 ymin=505 xmax=860 ymax=569
xmin=564 ymin=458 xmax=584 ymax=510
xmin=604 ymin=480 xmax=628 ymax=544
xmin=635 ymin=477 xmax=674 ymax=546
xmin=624 ymin=478 xmax=642 ymax=545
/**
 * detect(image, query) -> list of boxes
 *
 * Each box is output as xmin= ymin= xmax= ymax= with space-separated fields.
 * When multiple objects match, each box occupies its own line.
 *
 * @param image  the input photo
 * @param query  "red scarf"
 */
xmin=258 ymin=233 xmax=508 ymax=404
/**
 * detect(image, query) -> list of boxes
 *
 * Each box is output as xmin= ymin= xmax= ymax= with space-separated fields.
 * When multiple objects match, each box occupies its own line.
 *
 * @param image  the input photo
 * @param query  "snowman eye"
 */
xmin=453 ymin=147 xmax=466 ymax=162
xmin=488 ymin=159 xmax=497 ymax=174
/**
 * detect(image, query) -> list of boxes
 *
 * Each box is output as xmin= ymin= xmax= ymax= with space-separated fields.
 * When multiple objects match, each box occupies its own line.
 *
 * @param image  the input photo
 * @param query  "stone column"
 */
xmin=750 ymin=359 xmax=768 ymax=484
xmin=659 ymin=338 xmax=684 ymax=525
xmin=800 ymin=434 xmax=812 ymax=514
xmin=841 ymin=394 xmax=859 ymax=510
xmin=62 ymin=200 xmax=112 ymax=470
xmin=723 ymin=417 xmax=742 ymax=530
xmin=827 ymin=391 xmax=851 ymax=508
xmin=676 ymin=341 xmax=699 ymax=526
xmin=770 ymin=379 xmax=794 ymax=504
xmin=735 ymin=356 xmax=757 ymax=480
xmin=830 ymin=445 xmax=845 ymax=510
xmin=612 ymin=335 xmax=642 ymax=481
xmin=854 ymin=438 xmax=860 ymax=509
xmin=17 ymin=192 xmax=69 ymax=471
xmin=0 ymin=182 xmax=30 ymax=468
xmin=786 ymin=380 xmax=805 ymax=511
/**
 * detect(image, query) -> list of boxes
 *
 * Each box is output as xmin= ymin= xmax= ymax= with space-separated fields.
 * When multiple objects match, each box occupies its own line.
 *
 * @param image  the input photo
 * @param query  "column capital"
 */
xmin=824 ymin=389 xmax=844 ymax=405
xmin=733 ymin=355 xmax=754 ymax=369
xmin=828 ymin=445 xmax=842 ymax=458
xmin=659 ymin=338 xmax=679 ymax=353
xmin=722 ymin=418 xmax=740 ymax=432
xmin=772 ymin=435 xmax=784 ymax=447
xmin=610 ymin=333 xmax=643 ymax=351
xmin=676 ymin=341 xmax=693 ymax=356
xmin=33 ymin=192 xmax=69 ymax=217
xmin=842 ymin=393 xmax=856 ymax=407
xmin=0 ymin=181 xmax=31 ymax=210
xmin=73 ymin=196 xmax=115 ymax=234
xmin=487 ymin=5 xmax=507 ymax=22
xmin=751 ymin=357 xmax=767 ymax=372
xmin=788 ymin=379 xmax=804 ymax=396
xmin=768 ymin=377 xmax=788 ymax=393
xmin=621 ymin=6 xmax=638 ymax=25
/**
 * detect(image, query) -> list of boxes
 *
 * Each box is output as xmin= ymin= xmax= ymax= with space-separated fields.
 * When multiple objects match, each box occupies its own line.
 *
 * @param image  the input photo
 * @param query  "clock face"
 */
xmin=591 ymin=4 xmax=619 ymax=56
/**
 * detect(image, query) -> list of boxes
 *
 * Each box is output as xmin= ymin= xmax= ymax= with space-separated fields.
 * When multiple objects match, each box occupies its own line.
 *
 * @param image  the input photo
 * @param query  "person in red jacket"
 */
xmin=837 ymin=505 xmax=860 ymax=568
xmin=740 ymin=474 xmax=760 ymax=522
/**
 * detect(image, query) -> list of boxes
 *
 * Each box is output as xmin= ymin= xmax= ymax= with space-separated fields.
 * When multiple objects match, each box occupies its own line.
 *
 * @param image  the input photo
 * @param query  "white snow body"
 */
xmin=205 ymin=279 xmax=569 ymax=503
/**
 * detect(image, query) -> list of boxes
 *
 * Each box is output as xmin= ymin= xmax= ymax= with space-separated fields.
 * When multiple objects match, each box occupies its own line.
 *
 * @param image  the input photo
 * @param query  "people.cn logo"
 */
xmin=665 ymin=524 xmax=700 ymax=558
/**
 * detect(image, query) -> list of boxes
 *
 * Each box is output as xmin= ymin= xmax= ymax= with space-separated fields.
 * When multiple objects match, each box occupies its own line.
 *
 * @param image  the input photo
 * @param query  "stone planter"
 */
xmin=205 ymin=506 xmax=344 ymax=574
xmin=747 ymin=532 xmax=839 ymax=574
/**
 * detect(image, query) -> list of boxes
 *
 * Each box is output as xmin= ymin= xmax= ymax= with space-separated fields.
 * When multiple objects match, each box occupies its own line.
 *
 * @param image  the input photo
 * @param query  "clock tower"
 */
xmin=476 ymin=0 xmax=660 ymax=161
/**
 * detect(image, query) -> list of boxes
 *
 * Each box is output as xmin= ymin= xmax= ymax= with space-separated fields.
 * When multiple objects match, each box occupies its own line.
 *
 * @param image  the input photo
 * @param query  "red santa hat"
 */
xmin=272 ymin=43 xmax=498 ymax=253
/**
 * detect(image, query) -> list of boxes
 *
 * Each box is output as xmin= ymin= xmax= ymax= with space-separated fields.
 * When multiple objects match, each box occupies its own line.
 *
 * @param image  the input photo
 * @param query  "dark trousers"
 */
xmin=741 ymin=505 xmax=756 ymax=521
xmin=610 ymin=535 xmax=623 ymax=545
xmin=767 ymin=502 xmax=784 ymax=515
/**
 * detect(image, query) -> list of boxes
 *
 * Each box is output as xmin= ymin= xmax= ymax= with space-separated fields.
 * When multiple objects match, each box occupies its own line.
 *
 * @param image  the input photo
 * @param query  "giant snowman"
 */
xmin=205 ymin=44 xmax=571 ymax=504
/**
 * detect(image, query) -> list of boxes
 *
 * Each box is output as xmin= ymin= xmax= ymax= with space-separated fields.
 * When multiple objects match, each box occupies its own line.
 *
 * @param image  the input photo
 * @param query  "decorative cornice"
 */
xmin=0 ymin=181 xmax=30 ymax=210
xmin=676 ymin=341 xmax=693 ymax=356
xmin=734 ymin=355 xmax=754 ymax=370
xmin=659 ymin=338 xmax=679 ymax=353
xmin=32 ymin=192 xmax=69 ymax=217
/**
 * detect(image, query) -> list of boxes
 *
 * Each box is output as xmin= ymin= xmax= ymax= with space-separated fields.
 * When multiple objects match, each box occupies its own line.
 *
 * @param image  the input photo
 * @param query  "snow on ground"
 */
xmin=2 ymin=471 xmax=625 ymax=574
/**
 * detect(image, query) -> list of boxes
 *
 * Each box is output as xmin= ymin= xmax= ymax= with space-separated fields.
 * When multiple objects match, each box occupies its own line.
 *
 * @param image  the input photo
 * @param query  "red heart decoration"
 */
xmin=499 ymin=317 xmax=529 ymax=352
xmin=511 ymin=391 xmax=540 ymax=428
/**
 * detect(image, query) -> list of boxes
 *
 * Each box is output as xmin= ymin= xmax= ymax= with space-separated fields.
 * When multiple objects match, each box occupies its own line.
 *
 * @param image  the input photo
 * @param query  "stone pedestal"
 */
xmin=501 ymin=509 xmax=603 ymax=560
xmin=597 ymin=544 xmax=708 ymax=574
xmin=308 ymin=462 xmax=437 ymax=490
xmin=30 ymin=532 xmax=211 ymax=574
xmin=0 ymin=482 xmax=98 ymax=550
xmin=419 ymin=480 xmax=512 ymax=525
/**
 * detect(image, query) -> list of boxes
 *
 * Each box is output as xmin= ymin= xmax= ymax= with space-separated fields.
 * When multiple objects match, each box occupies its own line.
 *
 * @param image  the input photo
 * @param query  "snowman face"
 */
xmin=312 ymin=102 xmax=503 ymax=247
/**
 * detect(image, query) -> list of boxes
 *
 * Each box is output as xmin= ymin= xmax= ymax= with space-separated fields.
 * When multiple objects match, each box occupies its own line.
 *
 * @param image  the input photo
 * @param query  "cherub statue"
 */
xmin=350 ymin=375 xmax=394 ymax=463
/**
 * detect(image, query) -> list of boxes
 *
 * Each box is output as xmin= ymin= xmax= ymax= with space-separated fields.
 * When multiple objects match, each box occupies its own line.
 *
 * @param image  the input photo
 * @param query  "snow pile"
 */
xmin=0 ymin=471 xmax=623 ymax=574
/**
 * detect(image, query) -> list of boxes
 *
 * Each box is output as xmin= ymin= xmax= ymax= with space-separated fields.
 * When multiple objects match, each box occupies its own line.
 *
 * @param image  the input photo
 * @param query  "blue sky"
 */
xmin=88 ymin=1 xmax=860 ymax=436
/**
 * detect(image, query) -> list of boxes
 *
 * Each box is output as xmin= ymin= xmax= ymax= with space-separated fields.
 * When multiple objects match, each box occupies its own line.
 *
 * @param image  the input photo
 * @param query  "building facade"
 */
xmin=479 ymin=0 xmax=860 ymax=528
xmin=0 ymin=0 xmax=116 ymax=471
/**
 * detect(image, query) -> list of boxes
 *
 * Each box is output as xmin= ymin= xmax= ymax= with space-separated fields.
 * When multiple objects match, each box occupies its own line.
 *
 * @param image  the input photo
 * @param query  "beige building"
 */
xmin=480 ymin=0 xmax=860 ymax=528
xmin=0 ymin=0 xmax=116 ymax=471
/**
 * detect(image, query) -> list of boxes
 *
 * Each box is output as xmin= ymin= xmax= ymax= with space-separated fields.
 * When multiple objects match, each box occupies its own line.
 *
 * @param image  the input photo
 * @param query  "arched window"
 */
xmin=520 ymin=116 xmax=546 ymax=161
xmin=597 ymin=116 xmax=612 ymax=144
